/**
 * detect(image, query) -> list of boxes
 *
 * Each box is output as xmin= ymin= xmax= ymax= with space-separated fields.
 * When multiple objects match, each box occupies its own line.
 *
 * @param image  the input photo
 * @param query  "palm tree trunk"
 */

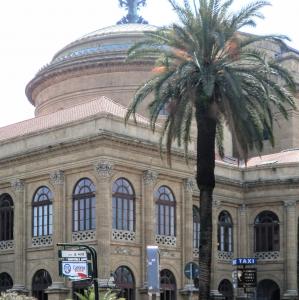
xmin=195 ymin=104 xmax=216 ymax=300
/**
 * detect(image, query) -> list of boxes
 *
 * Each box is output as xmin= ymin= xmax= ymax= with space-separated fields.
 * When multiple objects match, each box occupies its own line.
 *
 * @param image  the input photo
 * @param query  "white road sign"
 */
xmin=61 ymin=250 xmax=87 ymax=260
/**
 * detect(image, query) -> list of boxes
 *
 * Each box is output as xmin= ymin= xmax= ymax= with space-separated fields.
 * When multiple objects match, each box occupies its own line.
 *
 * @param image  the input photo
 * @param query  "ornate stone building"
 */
xmin=0 ymin=4 xmax=299 ymax=300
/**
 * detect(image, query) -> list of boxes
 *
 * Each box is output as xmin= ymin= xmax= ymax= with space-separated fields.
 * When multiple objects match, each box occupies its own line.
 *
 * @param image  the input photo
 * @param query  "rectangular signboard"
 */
xmin=237 ymin=268 xmax=257 ymax=288
xmin=60 ymin=250 xmax=87 ymax=260
xmin=147 ymin=246 xmax=160 ymax=295
xmin=232 ymin=258 xmax=256 ymax=265
xmin=61 ymin=261 xmax=88 ymax=278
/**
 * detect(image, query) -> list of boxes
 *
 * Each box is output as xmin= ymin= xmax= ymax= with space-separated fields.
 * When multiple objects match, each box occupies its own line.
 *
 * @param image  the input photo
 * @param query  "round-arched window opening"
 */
xmin=254 ymin=211 xmax=280 ymax=252
xmin=72 ymin=178 xmax=96 ymax=232
xmin=114 ymin=266 xmax=135 ymax=300
xmin=32 ymin=269 xmax=52 ymax=300
xmin=218 ymin=211 xmax=233 ymax=252
xmin=257 ymin=279 xmax=280 ymax=300
xmin=218 ymin=279 xmax=233 ymax=300
xmin=0 ymin=194 xmax=14 ymax=241
xmin=160 ymin=269 xmax=176 ymax=300
xmin=112 ymin=178 xmax=135 ymax=231
xmin=0 ymin=272 xmax=13 ymax=292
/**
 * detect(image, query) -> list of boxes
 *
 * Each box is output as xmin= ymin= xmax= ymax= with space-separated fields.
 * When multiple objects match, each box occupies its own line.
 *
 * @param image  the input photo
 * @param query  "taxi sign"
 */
xmin=232 ymin=258 xmax=256 ymax=265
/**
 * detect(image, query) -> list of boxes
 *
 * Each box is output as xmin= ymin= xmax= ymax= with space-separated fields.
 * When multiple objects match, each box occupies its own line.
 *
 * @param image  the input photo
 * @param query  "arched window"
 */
xmin=257 ymin=279 xmax=280 ymax=300
xmin=218 ymin=211 xmax=233 ymax=252
xmin=32 ymin=187 xmax=53 ymax=237
xmin=114 ymin=266 xmax=135 ymax=300
xmin=112 ymin=178 xmax=135 ymax=231
xmin=0 ymin=272 xmax=13 ymax=292
xmin=32 ymin=269 xmax=52 ymax=300
xmin=155 ymin=186 xmax=176 ymax=236
xmin=254 ymin=211 xmax=279 ymax=252
xmin=73 ymin=178 xmax=96 ymax=232
xmin=160 ymin=269 xmax=176 ymax=300
xmin=193 ymin=206 xmax=200 ymax=249
xmin=218 ymin=279 xmax=233 ymax=300
xmin=0 ymin=194 xmax=14 ymax=241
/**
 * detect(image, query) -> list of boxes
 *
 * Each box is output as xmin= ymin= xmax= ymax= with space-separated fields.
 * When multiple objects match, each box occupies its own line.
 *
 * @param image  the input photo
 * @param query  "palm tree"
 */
xmin=125 ymin=0 xmax=296 ymax=299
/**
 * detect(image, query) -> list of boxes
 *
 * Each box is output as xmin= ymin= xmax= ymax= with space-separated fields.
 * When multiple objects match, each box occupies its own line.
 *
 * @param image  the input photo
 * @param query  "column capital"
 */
xmin=50 ymin=170 xmax=65 ymax=185
xmin=240 ymin=203 xmax=247 ymax=214
xmin=183 ymin=177 xmax=196 ymax=193
xmin=143 ymin=170 xmax=158 ymax=185
xmin=10 ymin=179 xmax=24 ymax=192
xmin=284 ymin=200 xmax=296 ymax=208
xmin=212 ymin=199 xmax=221 ymax=208
xmin=94 ymin=160 xmax=114 ymax=178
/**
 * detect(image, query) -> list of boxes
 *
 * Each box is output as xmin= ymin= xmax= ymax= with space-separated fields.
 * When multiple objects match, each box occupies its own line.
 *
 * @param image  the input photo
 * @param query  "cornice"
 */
xmin=26 ymin=57 xmax=153 ymax=105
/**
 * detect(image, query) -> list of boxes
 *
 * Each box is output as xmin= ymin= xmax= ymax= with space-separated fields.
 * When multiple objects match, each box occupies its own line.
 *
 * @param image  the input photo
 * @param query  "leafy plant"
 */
xmin=0 ymin=292 xmax=36 ymax=300
xmin=75 ymin=287 xmax=117 ymax=300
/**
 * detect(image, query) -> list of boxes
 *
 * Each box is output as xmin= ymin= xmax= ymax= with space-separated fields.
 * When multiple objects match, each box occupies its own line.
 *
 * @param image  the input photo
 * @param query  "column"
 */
xmin=46 ymin=171 xmax=69 ymax=298
xmin=94 ymin=160 xmax=114 ymax=283
xmin=282 ymin=200 xmax=298 ymax=300
xmin=142 ymin=170 xmax=158 ymax=286
xmin=239 ymin=204 xmax=248 ymax=257
xmin=210 ymin=199 xmax=224 ymax=300
xmin=11 ymin=179 xmax=28 ymax=293
xmin=182 ymin=178 xmax=195 ymax=290
xmin=235 ymin=204 xmax=248 ymax=300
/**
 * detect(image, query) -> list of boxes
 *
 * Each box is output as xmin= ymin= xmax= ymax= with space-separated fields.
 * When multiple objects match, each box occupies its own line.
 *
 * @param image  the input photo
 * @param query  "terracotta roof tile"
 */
xmin=0 ymin=96 xmax=149 ymax=143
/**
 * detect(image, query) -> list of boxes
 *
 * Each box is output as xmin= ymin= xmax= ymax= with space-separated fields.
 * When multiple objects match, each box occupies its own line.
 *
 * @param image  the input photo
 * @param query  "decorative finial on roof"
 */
xmin=117 ymin=0 xmax=148 ymax=24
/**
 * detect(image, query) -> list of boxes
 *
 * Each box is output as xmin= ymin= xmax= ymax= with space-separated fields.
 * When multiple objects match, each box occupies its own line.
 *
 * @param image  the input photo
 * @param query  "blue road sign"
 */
xmin=184 ymin=262 xmax=199 ymax=279
xmin=232 ymin=258 xmax=257 ymax=265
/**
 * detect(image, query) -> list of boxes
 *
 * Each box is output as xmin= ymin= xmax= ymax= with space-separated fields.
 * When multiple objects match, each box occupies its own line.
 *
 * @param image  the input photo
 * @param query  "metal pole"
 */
xmin=57 ymin=243 xmax=99 ymax=300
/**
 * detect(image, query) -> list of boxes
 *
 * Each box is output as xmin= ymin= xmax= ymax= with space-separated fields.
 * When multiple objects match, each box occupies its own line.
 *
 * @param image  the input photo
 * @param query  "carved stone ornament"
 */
xmin=240 ymin=203 xmax=246 ymax=214
xmin=284 ymin=200 xmax=296 ymax=208
xmin=143 ymin=170 xmax=158 ymax=185
xmin=212 ymin=199 xmax=221 ymax=207
xmin=94 ymin=161 xmax=114 ymax=177
xmin=50 ymin=170 xmax=64 ymax=185
xmin=183 ymin=177 xmax=195 ymax=193
xmin=11 ymin=179 xmax=24 ymax=192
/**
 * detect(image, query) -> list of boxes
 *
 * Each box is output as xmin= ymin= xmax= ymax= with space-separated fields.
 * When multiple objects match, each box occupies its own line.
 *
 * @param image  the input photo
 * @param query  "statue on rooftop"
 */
xmin=117 ymin=0 xmax=148 ymax=24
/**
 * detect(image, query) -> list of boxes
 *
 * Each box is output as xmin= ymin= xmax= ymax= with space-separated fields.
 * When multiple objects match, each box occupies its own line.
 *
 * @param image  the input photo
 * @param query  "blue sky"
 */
xmin=0 ymin=0 xmax=298 ymax=127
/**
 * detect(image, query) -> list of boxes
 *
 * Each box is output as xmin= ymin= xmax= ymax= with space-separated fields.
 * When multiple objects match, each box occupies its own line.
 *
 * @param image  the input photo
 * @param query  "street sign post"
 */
xmin=57 ymin=244 xmax=99 ymax=300
xmin=184 ymin=262 xmax=199 ymax=279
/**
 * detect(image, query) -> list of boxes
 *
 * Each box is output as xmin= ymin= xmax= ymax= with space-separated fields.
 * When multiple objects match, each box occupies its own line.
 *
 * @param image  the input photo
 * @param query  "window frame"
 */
xmin=72 ymin=178 xmax=96 ymax=232
xmin=155 ymin=186 xmax=176 ymax=237
xmin=0 ymin=194 xmax=14 ymax=241
xmin=193 ymin=205 xmax=200 ymax=249
xmin=112 ymin=178 xmax=135 ymax=232
xmin=254 ymin=211 xmax=280 ymax=252
xmin=217 ymin=210 xmax=233 ymax=252
xmin=32 ymin=186 xmax=53 ymax=237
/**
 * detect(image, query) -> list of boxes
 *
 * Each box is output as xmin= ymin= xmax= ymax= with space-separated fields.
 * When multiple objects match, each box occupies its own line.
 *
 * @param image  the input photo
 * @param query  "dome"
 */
xmin=26 ymin=23 xmax=157 ymax=117
xmin=40 ymin=24 xmax=157 ymax=73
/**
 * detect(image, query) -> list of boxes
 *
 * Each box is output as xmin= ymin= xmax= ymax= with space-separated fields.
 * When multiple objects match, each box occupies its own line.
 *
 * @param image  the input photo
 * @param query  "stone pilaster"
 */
xmin=49 ymin=171 xmax=67 ymax=287
xmin=142 ymin=170 xmax=158 ymax=285
xmin=10 ymin=179 xmax=27 ymax=293
xmin=239 ymin=204 xmax=248 ymax=257
xmin=183 ymin=177 xmax=195 ymax=287
xmin=94 ymin=160 xmax=114 ymax=281
xmin=210 ymin=199 xmax=224 ymax=299
xmin=282 ymin=200 xmax=298 ymax=300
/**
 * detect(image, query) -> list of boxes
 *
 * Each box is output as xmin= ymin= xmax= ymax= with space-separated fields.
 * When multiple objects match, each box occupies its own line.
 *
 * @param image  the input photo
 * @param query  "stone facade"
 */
xmin=0 ymin=23 xmax=299 ymax=300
